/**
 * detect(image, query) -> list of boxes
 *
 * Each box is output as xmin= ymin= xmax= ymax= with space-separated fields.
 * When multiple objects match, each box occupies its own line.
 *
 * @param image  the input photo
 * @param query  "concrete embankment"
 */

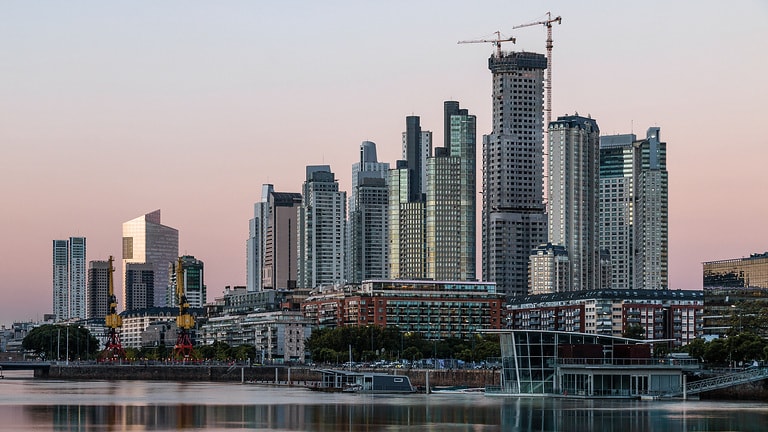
xmin=44 ymin=364 xmax=500 ymax=388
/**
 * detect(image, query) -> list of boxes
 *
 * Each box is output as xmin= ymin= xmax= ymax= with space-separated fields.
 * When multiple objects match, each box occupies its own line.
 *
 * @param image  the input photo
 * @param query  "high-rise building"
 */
xmin=547 ymin=114 xmax=601 ymax=292
xmin=247 ymin=185 xmax=302 ymax=291
xmin=348 ymin=141 xmax=390 ymax=284
xmin=401 ymin=116 xmax=432 ymax=201
xmin=297 ymin=165 xmax=346 ymax=288
xmin=599 ymin=134 xmax=636 ymax=289
xmin=87 ymin=260 xmax=110 ymax=320
xmin=169 ymin=255 xmax=206 ymax=308
xmin=124 ymin=262 xmax=154 ymax=310
xmin=599 ymin=127 xmax=667 ymax=290
xmin=426 ymin=101 xmax=477 ymax=280
xmin=122 ymin=210 xmax=178 ymax=308
xmin=390 ymin=116 xmax=432 ymax=280
xmin=52 ymin=237 xmax=87 ymax=321
xmin=68 ymin=237 xmax=87 ymax=319
xmin=635 ymin=127 xmax=668 ymax=290
xmin=482 ymin=51 xmax=548 ymax=297
xmin=52 ymin=240 xmax=69 ymax=321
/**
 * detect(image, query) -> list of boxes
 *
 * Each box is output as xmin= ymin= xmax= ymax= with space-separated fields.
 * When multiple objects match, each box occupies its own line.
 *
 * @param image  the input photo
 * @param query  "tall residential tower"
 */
xmin=52 ymin=237 xmax=86 ymax=321
xmin=348 ymin=141 xmax=390 ymax=283
xmin=482 ymin=51 xmax=548 ymax=296
xmin=547 ymin=114 xmax=601 ymax=292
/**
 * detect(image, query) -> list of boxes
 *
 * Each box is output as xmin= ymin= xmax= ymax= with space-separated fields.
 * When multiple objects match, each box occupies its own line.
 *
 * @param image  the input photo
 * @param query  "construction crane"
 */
xmin=173 ymin=257 xmax=195 ymax=360
xmin=512 ymin=12 xmax=562 ymax=130
xmin=458 ymin=31 xmax=515 ymax=58
xmin=100 ymin=256 xmax=125 ymax=361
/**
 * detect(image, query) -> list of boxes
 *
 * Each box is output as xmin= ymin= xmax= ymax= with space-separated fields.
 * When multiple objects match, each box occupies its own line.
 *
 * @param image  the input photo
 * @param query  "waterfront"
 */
xmin=1 ymin=371 xmax=768 ymax=431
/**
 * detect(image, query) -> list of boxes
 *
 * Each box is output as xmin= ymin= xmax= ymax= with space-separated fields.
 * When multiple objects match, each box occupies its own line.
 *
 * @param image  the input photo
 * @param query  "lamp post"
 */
xmin=66 ymin=325 xmax=69 ymax=366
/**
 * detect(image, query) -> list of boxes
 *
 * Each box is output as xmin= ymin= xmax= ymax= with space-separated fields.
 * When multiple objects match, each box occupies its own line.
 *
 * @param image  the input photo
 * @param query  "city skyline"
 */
xmin=2 ymin=1 xmax=767 ymax=324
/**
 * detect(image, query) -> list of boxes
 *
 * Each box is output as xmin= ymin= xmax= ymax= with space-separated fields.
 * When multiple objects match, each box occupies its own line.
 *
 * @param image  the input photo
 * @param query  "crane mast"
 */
xmin=100 ymin=255 xmax=125 ymax=361
xmin=457 ymin=31 xmax=516 ymax=58
xmin=512 ymin=12 xmax=562 ymax=132
xmin=173 ymin=256 xmax=195 ymax=360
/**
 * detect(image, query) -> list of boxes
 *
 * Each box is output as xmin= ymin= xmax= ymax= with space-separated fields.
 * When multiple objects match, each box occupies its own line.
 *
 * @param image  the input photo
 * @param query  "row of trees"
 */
xmin=21 ymin=324 xmax=99 ymax=361
xmin=305 ymin=325 xmax=500 ymax=364
xmin=685 ymin=332 xmax=768 ymax=366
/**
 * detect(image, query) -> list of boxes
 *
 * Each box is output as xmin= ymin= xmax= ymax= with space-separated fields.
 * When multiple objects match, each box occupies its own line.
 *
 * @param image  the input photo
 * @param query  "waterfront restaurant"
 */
xmin=485 ymin=330 xmax=699 ymax=398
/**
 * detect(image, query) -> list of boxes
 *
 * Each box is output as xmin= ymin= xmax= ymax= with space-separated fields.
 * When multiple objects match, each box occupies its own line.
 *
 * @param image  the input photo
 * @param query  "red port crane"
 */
xmin=100 ymin=256 xmax=125 ymax=361
xmin=173 ymin=257 xmax=195 ymax=360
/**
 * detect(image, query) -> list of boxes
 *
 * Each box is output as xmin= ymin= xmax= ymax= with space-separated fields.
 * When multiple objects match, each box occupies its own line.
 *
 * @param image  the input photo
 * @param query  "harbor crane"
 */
xmin=457 ymin=31 xmax=515 ymax=58
xmin=100 ymin=256 xmax=125 ymax=361
xmin=512 ymin=12 xmax=562 ymax=130
xmin=173 ymin=257 xmax=195 ymax=360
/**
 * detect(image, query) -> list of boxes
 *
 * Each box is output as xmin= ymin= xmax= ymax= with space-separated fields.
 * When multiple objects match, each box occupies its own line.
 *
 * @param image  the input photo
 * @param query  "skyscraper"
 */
xmin=87 ymin=260 xmax=110 ymax=320
xmin=69 ymin=237 xmax=87 ymax=319
xmin=52 ymin=240 xmax=69 ymax=321
xmin=599 ymin=133 xmax=636 ymax=289
xmin=122 ymin=210 xmax=178 ymax=308
xmin=390 ymin=116 xmax=432 ymax=280
xmin=635 ymin=127 xmax=668 ymax=290
xmin=247 ymin=185 xmax=302 ymax=291
xmin=547 ymin=114 xmax=601 ymax=291
xmin=348 ymin=141 xmax=390 ymax=283
xmin=297 ymin=165 xmax=346 ymax=288
xmin=599 ymin=127 xmax=668 ymax=290
xmin=52 ymin=237 xmax=86 ymax=321
xmin=124 ymin=262 xmax=154 ymax=310
xmin=482 ymin=51 xmax=548 ymax=297
xmin=426 ymin=101 xmax=477 ymax=281
xmin=401 ymin=116 xmax=432 ymax=201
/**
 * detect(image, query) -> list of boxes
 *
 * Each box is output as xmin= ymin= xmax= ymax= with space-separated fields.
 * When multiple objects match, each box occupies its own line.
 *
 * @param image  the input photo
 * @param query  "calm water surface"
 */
xmin=1 ymin=371 xmax=767 ymax=431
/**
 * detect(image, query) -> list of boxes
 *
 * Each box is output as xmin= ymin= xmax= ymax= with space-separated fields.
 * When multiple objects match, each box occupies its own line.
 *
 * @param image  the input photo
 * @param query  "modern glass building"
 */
xmin=547 ymin=115 xmax=601 ymax=292
xmin=348 ymin=141 xmax=390 ymax=284
xmin=389 ymin=116 xmax=432 ymax=280
xmin=426 ymin=101 xmax=476 ymax=281
xmin=297 ymin=165 xmax=346 ymax=289
xmin=487 ymin=329 xmax=696 ymax=397
xmin=122 ymin=210 xmax=178 ymax=308
xmin=482 ymin=51 xmax=548 ymax=297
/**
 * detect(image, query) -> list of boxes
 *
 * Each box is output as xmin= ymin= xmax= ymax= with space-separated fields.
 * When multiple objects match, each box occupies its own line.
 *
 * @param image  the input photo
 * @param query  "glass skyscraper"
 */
xmin=122 ymin=210 xmax=178 ymax=309
xmin=426 ymin=101 xmax=477 ymax=281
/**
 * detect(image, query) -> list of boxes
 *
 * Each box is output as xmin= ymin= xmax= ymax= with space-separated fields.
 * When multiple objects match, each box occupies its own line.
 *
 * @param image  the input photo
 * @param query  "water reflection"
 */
xmin=1 ymin=378 xmax=767 ymax=431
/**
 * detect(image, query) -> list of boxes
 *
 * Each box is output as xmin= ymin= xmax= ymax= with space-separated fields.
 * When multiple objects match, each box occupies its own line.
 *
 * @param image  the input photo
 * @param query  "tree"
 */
xmin=622 ymin=324 xmax=645 ymax=340
xmin=22 ymin=324 xmax=99 ymax=361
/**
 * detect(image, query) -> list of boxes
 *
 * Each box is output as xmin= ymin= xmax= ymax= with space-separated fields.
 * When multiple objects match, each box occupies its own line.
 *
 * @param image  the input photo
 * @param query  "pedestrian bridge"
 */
xmin=663 ymin=367 xmax=768 ymax=398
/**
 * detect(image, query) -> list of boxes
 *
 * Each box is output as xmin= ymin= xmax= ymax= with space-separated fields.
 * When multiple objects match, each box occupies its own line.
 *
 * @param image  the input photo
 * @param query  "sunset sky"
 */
xmin=1 ymin=1 xmax=767 ymax=326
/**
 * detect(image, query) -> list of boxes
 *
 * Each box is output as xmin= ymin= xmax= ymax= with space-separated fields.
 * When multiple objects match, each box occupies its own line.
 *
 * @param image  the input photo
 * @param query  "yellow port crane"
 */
xmin=100 ymin=256 xmax=125 ymax=360
xmin=173 ymin=256 xmax=195 ymax=359
xmin=457 ymin=31 xmax=516 ymax=58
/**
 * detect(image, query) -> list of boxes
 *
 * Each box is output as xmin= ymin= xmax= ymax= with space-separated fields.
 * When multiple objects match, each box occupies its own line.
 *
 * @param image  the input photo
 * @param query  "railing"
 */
xmin=555 ymin=358 xmax=700 ymax=368
xmin=664 ymin=367 xmax=768 ymax=397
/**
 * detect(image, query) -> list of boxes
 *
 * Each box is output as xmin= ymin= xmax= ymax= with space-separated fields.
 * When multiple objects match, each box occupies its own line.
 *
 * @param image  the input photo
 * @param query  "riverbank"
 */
xmin=44 ymin=364 xmax=500 ymax=388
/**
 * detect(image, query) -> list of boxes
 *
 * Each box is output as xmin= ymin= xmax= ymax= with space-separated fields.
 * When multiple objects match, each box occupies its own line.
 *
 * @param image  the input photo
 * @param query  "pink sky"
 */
xmin=1 ymin=1 xmax=767 ymax=326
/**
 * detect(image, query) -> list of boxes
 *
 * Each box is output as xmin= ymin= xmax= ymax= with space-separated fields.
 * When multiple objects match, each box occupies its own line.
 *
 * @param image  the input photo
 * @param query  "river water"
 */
xmin=1 ymin=370 xmax=767 ymax=431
